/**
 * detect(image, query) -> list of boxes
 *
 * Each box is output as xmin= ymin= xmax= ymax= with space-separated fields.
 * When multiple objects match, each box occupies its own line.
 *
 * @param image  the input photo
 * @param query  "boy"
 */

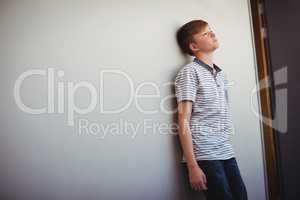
xmin=174 ymin=19 xmax=248 ymax=200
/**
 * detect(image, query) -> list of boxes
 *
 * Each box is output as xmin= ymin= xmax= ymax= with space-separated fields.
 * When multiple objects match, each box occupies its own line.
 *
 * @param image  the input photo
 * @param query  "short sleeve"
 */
xmin=174 ymin=66 xmax=199 ymax=103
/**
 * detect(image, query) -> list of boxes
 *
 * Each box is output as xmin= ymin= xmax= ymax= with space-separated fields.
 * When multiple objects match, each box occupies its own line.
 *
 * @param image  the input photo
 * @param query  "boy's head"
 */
xmin=176 ymin=19 xmax=219 ymax=56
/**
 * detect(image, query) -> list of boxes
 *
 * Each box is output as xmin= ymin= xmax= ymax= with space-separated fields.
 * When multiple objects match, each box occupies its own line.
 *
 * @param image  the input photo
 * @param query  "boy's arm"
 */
xmin=174 ymin=67 xmax=199 ymax=169
xmin=178 ymin=101 xmax=207 ymax=190
xmin=177 ymin=100 xmax=198 ymax=169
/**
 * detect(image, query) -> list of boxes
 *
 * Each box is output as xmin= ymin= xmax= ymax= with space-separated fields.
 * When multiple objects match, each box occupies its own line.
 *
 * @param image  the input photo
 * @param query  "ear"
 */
xmin=189 ymin=42 xmax=199 ymax=53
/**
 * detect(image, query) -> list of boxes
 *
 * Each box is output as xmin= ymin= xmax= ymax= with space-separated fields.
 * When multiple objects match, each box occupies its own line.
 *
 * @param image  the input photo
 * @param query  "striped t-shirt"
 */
xmin=174 ymin=57 xmax=235 ymax=162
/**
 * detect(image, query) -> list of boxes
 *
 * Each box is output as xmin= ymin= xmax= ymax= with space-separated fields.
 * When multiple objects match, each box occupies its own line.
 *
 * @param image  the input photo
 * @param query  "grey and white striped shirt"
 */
xmin=174 ymin=57 xmax=235 ymax=162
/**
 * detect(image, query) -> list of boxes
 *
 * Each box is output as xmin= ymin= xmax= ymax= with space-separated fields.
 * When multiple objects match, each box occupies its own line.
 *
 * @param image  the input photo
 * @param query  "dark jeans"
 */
xmin=182 ymin=157 xmax=248 ymax=200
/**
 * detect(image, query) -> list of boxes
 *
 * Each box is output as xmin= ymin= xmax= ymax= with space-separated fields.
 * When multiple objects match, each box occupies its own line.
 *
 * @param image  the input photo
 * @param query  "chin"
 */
xmin=214 ymin=43 xmax=220 ymax=49
xmin=211 ymin=45 xmax=219 ymax=51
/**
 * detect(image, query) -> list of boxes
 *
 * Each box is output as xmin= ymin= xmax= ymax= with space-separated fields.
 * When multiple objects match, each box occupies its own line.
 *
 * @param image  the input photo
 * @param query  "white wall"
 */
xmin=0 ymin=0 xmax=266 ymax=199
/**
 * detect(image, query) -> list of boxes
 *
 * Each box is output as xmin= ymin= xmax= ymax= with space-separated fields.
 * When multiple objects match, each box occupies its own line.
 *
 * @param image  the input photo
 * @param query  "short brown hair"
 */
xmin=176 ymin=19 xmax=208 ymax=56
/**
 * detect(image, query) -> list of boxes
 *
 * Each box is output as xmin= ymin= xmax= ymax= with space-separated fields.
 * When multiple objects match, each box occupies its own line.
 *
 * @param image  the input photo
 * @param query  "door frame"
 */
xmin=249 ymin=0 xmax=281 ymax=199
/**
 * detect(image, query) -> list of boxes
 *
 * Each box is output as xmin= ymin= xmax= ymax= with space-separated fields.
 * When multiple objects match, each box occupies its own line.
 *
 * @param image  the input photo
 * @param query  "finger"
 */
xmin=203 ymin=174 xmax=207 ymax=185
xmin=191 ymin=183 xmax=197 ymax=191
xmin=196 ymin=183 xmax=202 ymax=191
xmin=203 ymin=183 xmax=208 ymax=190
xmin=201 ymin=178 xmax=208 ymax=190
xmin=199 ymin=181 xmax=207 ymax=190
xmin=193 ymin=182 xmax=200 ymax=191
xmin=198 ymin=182 xmax=204 ymax=190
xmin=192 ymin=182 xmax=200 ymax=191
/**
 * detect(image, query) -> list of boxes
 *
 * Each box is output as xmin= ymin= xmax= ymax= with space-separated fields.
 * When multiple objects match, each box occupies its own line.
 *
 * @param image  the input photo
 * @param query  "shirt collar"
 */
xmin=193 ymin=57 xmax=222 ymax=74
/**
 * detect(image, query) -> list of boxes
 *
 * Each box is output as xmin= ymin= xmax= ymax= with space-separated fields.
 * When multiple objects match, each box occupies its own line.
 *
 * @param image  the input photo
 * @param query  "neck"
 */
xmin=194 ymin=52 xmax=214 ymax=68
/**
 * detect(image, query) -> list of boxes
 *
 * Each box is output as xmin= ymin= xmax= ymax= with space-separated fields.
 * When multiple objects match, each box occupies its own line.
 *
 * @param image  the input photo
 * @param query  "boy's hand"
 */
xmin=188 ymin=165 xmax=208 ymax=191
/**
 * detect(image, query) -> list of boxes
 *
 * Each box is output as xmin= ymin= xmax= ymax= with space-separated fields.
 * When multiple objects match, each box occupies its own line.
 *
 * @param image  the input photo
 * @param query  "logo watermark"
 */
xmin=13 ymin=66 xmax=287 ymax=138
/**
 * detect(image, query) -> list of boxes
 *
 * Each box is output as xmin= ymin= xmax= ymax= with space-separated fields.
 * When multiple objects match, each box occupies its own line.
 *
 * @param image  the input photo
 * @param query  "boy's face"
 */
xmin=189 ymin=24 xmax=219 ymax=54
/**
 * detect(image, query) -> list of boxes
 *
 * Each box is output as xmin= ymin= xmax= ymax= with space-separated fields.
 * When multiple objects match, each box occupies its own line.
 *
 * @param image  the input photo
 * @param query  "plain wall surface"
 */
xmin=0 ymin=0 xmax=266 ymax=199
